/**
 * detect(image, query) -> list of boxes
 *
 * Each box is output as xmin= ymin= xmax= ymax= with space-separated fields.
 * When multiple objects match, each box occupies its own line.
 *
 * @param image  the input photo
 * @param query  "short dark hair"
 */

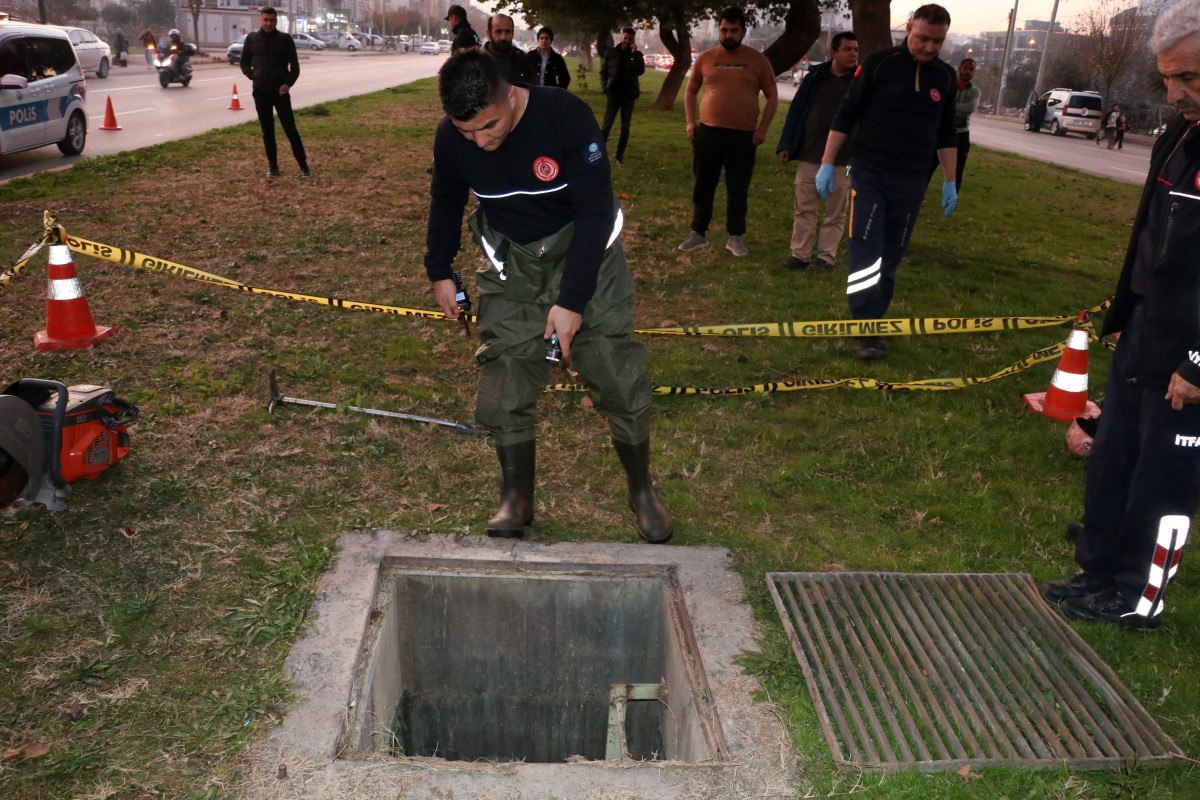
xmin=621 ymin=27 xmax=636 ymax=37
xmin=959 ymin=57 xmax=976 ymax=66
xmin=538 ymin=27 xmax=554 ymax=41
xmin=487 ymin=14 xmax=513 ymax=34
xmin=438 ymin=50 xmax=508 ymax=121
xmin=830 ymin=31 xmax=857 ymax=51
xmin=912 ymin=4 xmax=951 ymax=27
xmin=719 ymin=6 xmax=747 ymax=28
xmin=260 ymin=6 xmax=277 ymax=15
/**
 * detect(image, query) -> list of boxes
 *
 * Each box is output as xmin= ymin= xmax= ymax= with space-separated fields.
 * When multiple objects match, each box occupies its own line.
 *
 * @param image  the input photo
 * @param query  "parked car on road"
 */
xmin=60 ymin=26 xmax=111 ymax=78
xmin=438 ymin=39 xmax=451 ymax=53
xmin=226 ymin=34 xmax=246 ymax=65
xmin=1024 ymin=88 xmax=1103 ymax=138
xmin=0 ymin=19 xmax=88 ymax=156
xmin=314 ymin=31 xmax=359 ymax=51
xmin=419 ymin=40 xmax=440 ymax=55
xmin=291 ymin=32 xmax=325 ymax=50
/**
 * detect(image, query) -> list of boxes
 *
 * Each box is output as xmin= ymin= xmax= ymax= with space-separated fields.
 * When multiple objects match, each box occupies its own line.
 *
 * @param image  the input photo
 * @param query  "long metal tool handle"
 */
xmin=267 ymin=371 xmax=488 ymax=436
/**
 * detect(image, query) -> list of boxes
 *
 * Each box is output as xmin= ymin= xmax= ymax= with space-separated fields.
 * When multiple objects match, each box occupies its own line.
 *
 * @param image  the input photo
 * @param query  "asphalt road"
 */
xmin=0 ymin=49 xmax=445 ymax=183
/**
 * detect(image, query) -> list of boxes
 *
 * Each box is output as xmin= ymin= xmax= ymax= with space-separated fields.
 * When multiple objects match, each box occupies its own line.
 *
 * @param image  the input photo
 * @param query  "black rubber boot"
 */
xmin=486 ymin=440 xmax=535 ymax=538
xmin=613 ymin=438 xmax=673 ymax=544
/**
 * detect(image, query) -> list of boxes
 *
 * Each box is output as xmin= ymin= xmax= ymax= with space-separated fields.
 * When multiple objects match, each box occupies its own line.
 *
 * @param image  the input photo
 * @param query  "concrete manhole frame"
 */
xmin=260 ymin=531 xmax=798 ymax=800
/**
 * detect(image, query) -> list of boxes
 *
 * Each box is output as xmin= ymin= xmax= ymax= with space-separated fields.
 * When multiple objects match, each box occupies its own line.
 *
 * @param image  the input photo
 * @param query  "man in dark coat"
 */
xmin=240 ymin=6 xmax=310 ymax=178
xmin=600 ymin=27 xmax=645 ymax=165
xmin=524 ymin=26 xmax=570 ymax=89
xmin=1044 ymin=0 xmax=1200 ymax=630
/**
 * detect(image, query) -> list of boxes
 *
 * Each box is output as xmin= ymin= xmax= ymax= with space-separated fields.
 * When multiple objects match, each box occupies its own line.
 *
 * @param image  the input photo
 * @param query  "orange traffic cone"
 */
xmin=99 ymin=96 xmax=121 ymax=131
xmin=34 ymin=244 xmax=117 ymax=351
xmin=228 ymin=84 xmax=243 ymax=111
xmin=1024 ymin=313 xmax=1099 ymax=421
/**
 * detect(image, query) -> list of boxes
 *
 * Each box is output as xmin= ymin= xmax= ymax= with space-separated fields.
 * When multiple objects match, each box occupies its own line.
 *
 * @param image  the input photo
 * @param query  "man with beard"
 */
xmin=678 ymin=6 xmax=778 ymax=257
xmin=816 ymin=3 xmax=957 ymax=361
xmin=1043 ymin=0 xmax=1200 ymax=630
xmin=928 ymin=57 xmax=980 ymax=190
xmin=484 ymin=14 xmax=523 ymax=84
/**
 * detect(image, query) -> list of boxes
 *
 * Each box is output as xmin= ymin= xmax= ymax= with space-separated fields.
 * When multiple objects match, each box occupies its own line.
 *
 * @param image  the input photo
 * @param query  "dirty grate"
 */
xmin=767 ymin=572 xmax=1185 ymax=771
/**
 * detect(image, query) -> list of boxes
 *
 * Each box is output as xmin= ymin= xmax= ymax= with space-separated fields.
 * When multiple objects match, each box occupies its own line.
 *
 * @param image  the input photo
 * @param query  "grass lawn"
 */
xmin=0 ymin=68 xmax=1196 ymax=799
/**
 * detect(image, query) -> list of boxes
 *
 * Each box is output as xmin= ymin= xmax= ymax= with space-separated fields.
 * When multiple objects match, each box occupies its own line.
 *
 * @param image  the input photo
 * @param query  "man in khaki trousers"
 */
xmin=775 ymin=32 xmax=859 ymax=273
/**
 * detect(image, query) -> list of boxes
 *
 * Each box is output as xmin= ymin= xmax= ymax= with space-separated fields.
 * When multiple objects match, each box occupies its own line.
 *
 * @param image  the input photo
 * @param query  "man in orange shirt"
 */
xmin=678 ymin=6 xmax=778 ymax=257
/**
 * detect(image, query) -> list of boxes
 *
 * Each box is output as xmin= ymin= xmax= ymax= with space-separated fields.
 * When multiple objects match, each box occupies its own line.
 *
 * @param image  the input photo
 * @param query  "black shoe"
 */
xmin=1058 ymin=586 xmax=1161 ymax=630
xmin=300 ymin=165 xmax=312 ymax=178
xmin=1064 ymin=522 xmax=1084 ymax=542
xmin=809 ymin=258 xmax=834 ymax=273
xmin=855 ymin=337 xmax=887 ymax=361
xmin=267 ymin=165 xmax=280 ymax=178
xmin=1043 ymin=571 xmax=1112 ymax=602
xmin=777 ymin=255 xmax=809 ymax=271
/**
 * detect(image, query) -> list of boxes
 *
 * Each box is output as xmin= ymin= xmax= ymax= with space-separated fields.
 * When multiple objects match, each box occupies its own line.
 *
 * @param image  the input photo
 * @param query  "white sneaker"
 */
xmin=677 ymin=231 xmax=710 ymax=252
xmin=725 ymin=235 xmax=748 ymax=257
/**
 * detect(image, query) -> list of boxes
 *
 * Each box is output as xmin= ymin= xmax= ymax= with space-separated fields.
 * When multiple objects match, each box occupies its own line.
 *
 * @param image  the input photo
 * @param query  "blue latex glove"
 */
xmin=942 ymin=180 xmax=958 ymax=217
xmin=815 ymin=163 xmax=835 ymax=200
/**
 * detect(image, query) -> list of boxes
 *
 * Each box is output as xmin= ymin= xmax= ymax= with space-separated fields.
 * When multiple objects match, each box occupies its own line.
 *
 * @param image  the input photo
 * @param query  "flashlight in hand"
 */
xmin=545 ymin=332 xmax=563 ymax=363
xmin=451 ymin=271 xmax=472 ymax=336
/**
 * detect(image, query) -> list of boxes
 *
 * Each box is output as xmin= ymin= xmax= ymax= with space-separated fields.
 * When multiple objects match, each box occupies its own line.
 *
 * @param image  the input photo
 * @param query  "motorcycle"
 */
xmin=154 ymin=42 xmax=195 ymax=88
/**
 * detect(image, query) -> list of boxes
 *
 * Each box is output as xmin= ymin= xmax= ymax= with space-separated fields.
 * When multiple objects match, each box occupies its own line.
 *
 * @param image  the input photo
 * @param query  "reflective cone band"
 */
xmin=228 ymin=84 xmax=243 ymax=111
xmin=99 ymin=96 xmax=121 ymax=131
xmin=34 ymin=244 xmax=117 ymax=351
xmin=1024 ymin=324 xmax=1095 ymax=421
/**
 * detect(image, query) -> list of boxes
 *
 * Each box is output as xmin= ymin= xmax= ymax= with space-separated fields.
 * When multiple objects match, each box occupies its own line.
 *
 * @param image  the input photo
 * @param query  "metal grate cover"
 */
xmin=767 ymin=572 xmax=1186 ymax=771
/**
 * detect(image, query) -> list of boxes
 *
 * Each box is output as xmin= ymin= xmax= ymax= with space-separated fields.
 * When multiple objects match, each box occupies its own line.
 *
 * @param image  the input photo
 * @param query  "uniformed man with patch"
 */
xmin=816 ymin=3 xmax=958 ymax=361
xmin=1044 ymin=0 xmax=1200 ymax=630
xmin=423 ymin=50 xmax=672 ymax=544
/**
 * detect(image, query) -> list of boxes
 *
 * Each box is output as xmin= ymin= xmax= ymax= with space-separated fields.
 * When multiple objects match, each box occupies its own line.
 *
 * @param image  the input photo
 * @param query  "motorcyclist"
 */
xmin=161 ymin=28 xmax=191 ymax=76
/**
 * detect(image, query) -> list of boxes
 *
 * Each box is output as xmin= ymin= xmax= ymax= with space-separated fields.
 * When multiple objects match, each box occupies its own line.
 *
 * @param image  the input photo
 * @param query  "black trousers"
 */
xmin=253 ymin=88 xmax=307 ymax=169
xmin=601 ymin=94 xmax=636 ymax=163
xmin=1077 ymin=303 xmax=1200 ymax=618
xmin=689 ymin=124 xmax=756 ymax=236
xmin=844 ymin=165 xmax=927 ymax=319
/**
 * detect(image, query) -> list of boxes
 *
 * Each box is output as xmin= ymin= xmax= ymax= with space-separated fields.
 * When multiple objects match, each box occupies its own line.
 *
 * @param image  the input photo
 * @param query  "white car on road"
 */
xmin=60 ymin=26 xmax=112 ymax=78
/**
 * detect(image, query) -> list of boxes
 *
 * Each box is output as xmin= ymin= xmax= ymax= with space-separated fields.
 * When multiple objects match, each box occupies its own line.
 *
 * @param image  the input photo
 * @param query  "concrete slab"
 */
xmin=241 ymin=531 xmax=799 ymax=800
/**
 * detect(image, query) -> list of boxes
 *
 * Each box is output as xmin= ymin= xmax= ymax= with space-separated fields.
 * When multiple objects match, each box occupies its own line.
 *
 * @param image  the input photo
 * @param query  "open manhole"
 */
xmin=259 ymin=534 xmax=794 ymax=799
xmin=345 ymin=564 xmax=721 ymax=763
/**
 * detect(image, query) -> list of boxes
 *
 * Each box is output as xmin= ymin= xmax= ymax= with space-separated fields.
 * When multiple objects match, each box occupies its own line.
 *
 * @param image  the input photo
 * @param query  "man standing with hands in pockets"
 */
xmin=241 ymin=7 xmax=311 ymax=179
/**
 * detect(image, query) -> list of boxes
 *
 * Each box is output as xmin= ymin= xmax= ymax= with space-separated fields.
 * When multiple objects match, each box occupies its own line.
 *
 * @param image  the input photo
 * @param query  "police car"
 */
xmin=0 ymin=15 xmax=88 ymax=157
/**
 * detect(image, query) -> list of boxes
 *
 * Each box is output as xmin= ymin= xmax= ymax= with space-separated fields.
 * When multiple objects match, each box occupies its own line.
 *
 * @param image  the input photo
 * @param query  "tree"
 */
xmin=1073 ymin=0 xmax=1149 ymax=103
xmin=847 ymin=0 xmax=890 ymax=57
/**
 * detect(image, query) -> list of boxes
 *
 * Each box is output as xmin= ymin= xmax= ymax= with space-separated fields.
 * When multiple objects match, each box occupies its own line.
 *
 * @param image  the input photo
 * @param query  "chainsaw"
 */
xmin=0 ymin=379 xmax=138 ymax=511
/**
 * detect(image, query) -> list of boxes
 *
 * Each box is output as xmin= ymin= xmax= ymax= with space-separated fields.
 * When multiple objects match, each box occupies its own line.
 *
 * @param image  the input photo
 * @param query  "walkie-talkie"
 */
xmin=451 ymin=271 xmax=472 ymax=336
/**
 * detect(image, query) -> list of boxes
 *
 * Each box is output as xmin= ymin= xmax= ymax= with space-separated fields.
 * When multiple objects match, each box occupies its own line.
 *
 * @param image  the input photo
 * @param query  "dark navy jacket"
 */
xmin=1104 ymin=115 xmax=1200 ymax=388
xmin=776 ymin=61 xmax=842 ymax=161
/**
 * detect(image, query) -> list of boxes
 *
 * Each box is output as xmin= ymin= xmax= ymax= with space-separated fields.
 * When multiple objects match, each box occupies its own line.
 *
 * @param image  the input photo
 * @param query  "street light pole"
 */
xmin=1033 ymin=0 xmax=1061 ymax=97
xmin=995 ymin=1 xmax=1019 ymax=112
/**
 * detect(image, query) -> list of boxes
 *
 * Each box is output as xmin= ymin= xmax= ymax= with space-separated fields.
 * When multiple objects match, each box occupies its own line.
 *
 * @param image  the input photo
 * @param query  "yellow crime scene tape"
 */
xmin=2 ymin=219 xmax=1115 ymax=394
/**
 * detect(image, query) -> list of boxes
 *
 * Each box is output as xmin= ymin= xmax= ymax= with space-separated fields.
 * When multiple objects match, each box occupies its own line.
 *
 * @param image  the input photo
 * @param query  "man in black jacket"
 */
xmin=1044 ymin=0 xmax=1200 ymax=630
xmin=600 ymin=28 xmax=645 ymax=165
xmin=240 ymin=7 xmax=309 ymax=178
xmin=524 ymin=26 xmax=570 ymax=89
xmin=816 ymin=3 xmax=957 ymax=361
xmin=445 ymin=4 xmax=479 ymax=54
xmin=775 ymin=32 xmax=858 ymax=273
xmin=483 ymin=14 xmax=523 ymax=84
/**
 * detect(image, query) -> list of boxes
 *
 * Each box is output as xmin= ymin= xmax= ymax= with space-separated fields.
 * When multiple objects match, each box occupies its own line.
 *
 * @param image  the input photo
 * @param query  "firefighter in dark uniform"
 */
xmin=817 ymin=3 xmax=958 ymax=361
xmin=423 ymin=51 xmax=672 ymax=543
xmin=1044 ymin=0 xmax=1200 ymax=629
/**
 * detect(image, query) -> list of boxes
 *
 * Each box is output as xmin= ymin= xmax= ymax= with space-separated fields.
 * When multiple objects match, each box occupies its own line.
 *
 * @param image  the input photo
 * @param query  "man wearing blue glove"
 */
xmin=816 ymin=3 xmax=958 ymax=360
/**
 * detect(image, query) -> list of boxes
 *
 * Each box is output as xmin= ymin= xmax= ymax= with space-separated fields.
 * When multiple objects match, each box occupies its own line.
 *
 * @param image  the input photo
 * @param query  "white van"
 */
xmin=0 ymin=17 xmax=87 ymax=156
xmin=1024 ymin=88 xmax=1103 ymax=139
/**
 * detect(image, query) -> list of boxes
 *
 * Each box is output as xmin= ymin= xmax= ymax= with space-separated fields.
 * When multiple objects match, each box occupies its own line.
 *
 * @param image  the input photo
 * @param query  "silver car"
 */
xmin=1024 ymin=89 xmax=1103 ymax=138
xmin=60 ymin=26 xmax=111 ymax=78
